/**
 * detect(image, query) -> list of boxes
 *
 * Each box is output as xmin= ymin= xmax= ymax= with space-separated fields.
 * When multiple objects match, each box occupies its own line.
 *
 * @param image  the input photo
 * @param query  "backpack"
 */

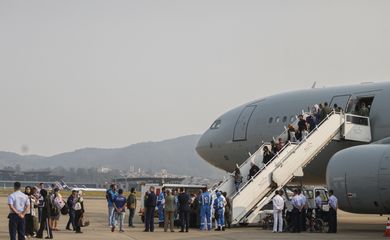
xmin=60 ymin=204 xmax=69 ymax=215
xmin=53 ymin=196 xmax=66 ymax=210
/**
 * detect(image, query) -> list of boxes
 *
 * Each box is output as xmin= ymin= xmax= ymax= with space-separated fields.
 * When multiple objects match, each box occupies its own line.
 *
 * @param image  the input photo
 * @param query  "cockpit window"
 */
xmin=210 ymin=119 xmax=221 ymax=129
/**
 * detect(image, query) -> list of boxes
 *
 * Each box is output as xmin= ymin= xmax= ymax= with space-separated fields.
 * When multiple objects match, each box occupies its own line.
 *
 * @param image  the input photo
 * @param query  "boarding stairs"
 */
xmin=217 ymin=111 xmax=371 ymax=225
xmin=213 ymin=112 xmax=312 ymax=199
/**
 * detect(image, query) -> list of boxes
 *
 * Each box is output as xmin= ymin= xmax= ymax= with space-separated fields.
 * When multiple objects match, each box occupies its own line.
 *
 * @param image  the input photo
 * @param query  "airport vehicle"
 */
xmin=196 ymin=82 xmax=390 ymax=217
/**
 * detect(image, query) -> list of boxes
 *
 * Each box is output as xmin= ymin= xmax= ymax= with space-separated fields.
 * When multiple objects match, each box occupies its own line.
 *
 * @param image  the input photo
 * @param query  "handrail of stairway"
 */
xmin=235 ymin=112 xmax=304 ymax=172
xmin=231 ymin=110 xmax=341 ymax=199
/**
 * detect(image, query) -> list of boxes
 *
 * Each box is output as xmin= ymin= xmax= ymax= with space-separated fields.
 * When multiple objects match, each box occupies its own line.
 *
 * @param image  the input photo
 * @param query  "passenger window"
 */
xmin=268 ymin=117 xmax=273 ymax=123
xmin=282 ymin=116 xmax=287 ymax=123
xmin=275 ymin=116 xmax=280 ymax=123
xmin=210 ymin=120 xmax=221 ymax=129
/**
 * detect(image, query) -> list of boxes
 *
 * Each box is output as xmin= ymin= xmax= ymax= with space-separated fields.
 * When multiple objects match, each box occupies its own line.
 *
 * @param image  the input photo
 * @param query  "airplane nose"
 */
xmin=196 ymin=132 xmax=215 ymax=163
xmin=195 ymin=135 xmax=207 ymax=159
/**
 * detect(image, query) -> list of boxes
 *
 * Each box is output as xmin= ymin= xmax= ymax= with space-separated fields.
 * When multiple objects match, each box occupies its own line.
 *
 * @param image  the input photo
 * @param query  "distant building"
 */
xmin=98 ymin=167 xmax=112 ymax=173
xmin=112 ymin=176 xmax=185 ymax=191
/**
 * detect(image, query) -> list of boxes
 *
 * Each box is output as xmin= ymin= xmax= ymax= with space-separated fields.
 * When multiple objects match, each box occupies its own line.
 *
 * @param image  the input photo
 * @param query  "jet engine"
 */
xmin=326 ymin=144 xmax=390 ymax=214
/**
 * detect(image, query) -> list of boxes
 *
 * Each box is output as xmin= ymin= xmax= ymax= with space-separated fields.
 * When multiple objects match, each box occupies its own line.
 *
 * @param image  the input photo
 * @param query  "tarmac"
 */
xmin=0 ymin=197 xmax=388 ymax=240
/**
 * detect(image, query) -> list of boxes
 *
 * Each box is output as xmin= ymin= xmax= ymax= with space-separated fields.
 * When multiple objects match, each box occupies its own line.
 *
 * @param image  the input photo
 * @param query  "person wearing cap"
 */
xmin=8 ymin=181 xmax=30 ymax=240
xmin=213 ymin=191 xmax=226 ymax=231
xmin=272 ymin=189 xmax=284 ymax=233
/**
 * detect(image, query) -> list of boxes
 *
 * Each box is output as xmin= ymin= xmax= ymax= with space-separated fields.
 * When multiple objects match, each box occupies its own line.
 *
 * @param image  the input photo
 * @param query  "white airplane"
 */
xmin=59 ymin=180 xmax=106 ymax=192
xmin=196 ymin=82 xmax=390 ymax=215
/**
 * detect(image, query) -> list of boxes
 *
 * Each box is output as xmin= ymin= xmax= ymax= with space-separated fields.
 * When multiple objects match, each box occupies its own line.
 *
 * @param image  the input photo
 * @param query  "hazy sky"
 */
xmin=1 ymin=0 xmax=390 ymax=155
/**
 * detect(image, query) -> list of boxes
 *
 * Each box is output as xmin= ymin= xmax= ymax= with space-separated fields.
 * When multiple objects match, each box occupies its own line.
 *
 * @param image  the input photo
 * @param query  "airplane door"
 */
xmin=233 ymin=105 xmax=256 ymax=141
xmin=330 ymin=95 xmax=351 ymax=111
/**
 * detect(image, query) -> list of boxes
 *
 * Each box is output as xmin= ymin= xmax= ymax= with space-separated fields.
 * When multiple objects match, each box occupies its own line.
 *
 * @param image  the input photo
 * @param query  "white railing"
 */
xmin=231 ymin=112 xmax=351 ymax=224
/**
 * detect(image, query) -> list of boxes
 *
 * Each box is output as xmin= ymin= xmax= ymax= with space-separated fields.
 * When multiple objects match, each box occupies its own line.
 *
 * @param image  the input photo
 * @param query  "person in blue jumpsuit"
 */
xmin=157 ymin=187 xmax=166 ymax=227
xmin=199 ymin=189 xmax=212 ymax=230
xmin=106 ymin=184 xmax=118 ymax=228
xmin=213 ymin=191 xmax=225 ymax=231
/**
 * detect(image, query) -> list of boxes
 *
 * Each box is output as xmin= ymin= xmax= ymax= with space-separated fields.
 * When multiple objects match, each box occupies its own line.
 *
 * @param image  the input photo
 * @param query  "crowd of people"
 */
xmin=7 ymin=182 xmax=85 ymax=240
xmin=8 ymin=181 xmax=338 ymax=239
xmin=271 ymin=188 xmax=338 ymax=234
xmin=106 ymin=184 xmax=232 ymax=234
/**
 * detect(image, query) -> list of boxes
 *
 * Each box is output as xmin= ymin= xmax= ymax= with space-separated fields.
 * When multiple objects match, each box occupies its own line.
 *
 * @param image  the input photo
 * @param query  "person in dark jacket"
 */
xmin=66 ymin=190 xmax=77 ymax=231
xmin=126 ymin=188 xmax=137 ymax=228
xmin=24 ymin=186 xmax=35 ymax=238
xmin=36 ymin=189 xmax=53 ymax=239
xmin=177 ymin=187 xmax=191 ymax=232
xmin=296 ymin=114 xmax=307 ymax=141
xmin=248 ymin=162 xmax=260 ymax=180
xmin=270 ymin=141 xmax=278 ymax=154
xmin=263 ymin=146 xmax=274 ymax=165
xmin=144 ymin=186 xmax=157 ymax=232
xmin=306 ymin=115 xmax=316 ymax=133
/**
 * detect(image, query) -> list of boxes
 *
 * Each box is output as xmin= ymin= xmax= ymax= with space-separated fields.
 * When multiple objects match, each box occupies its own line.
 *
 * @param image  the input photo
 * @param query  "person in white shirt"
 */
xmin=314 ymin=191 xmax=322 ymax=216
xmin=291 ymin=189 xmax=302 ymax=233
xmin=272 ymin=190 xmax=284 ymax=233
xmin=8 ymin=181 xmax=30 ymax=240
xmin=298 ymin=189 xmax=308 ymax=231
xmin=328 ymin=190 xmax=338 ymax=233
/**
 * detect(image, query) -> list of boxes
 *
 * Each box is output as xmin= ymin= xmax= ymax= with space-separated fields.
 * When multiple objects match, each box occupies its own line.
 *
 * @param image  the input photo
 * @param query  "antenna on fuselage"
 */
xmin=311 ymin=81 xmax=317 ymax=89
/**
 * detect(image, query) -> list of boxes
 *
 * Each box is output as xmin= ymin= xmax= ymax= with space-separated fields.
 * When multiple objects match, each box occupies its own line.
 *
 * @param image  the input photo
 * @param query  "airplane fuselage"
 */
xmin=196 ymin=82 xmax=390 ymax=185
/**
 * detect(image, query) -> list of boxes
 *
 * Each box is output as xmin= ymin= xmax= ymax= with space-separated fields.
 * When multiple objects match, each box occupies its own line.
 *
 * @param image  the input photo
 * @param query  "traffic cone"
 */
xmin=385 ymin=217 xmax=390 ymax=237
